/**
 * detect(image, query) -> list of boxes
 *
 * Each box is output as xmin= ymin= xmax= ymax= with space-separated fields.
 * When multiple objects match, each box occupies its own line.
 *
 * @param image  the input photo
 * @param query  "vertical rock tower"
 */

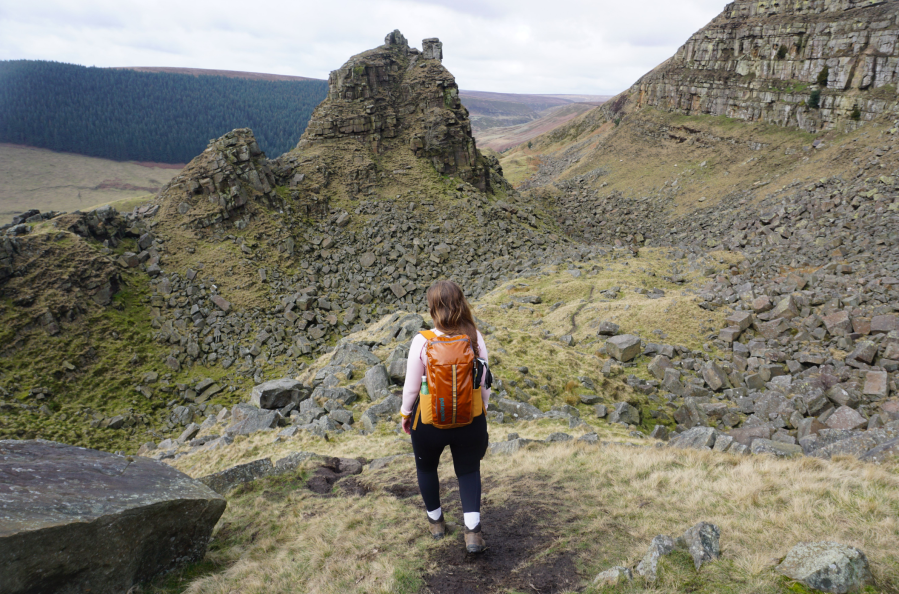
xmin=293 ymin=30 xmax=494 ymax=193
xmin=610 ymin=0 xmax=899 ymax=132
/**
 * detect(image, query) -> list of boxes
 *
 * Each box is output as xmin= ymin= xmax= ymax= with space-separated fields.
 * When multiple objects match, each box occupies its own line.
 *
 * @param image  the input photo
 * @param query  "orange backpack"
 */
xmin=414 ymin=330 xmax=483 ymax=429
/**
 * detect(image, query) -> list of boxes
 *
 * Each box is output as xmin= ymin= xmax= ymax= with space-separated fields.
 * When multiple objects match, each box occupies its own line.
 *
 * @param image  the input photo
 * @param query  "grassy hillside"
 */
xmin=151 ymin=399 xmax=899 ymax=593
xmin=499 ymin=103 xmax=886 ymax=203
xmin=0 ymin=144 xmax=179 ymax=221
xmin=131 ymin=249 xmax=899 ymax=593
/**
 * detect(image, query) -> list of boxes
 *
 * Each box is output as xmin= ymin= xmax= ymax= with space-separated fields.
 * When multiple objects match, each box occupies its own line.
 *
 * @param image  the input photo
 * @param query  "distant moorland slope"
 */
xmin=112 ymin=66 xmax=323 ymax=82
xmin=0 ymin=60 xmax=328 ymax=163
xmin=0 ymin=144 xmax=179 ymax=220
xmin=460 ymin=89 xmax=610 ymax=132
xmin=471 ymin=102 xmax=598 ymax=152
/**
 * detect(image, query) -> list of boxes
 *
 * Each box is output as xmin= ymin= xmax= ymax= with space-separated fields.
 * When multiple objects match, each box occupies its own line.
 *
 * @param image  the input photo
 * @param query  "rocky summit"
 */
xmin=293 ymin=29 xmax=500 ymax=193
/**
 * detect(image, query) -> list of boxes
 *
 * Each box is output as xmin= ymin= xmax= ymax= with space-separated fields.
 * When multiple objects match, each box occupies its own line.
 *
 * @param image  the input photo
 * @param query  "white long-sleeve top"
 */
xmin=400 ymin=328 xmax=491 ymax=417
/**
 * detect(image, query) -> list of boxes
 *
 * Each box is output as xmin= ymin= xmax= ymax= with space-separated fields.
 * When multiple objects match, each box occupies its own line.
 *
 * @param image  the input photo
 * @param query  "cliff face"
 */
xmin=620 ymin=0 xmax=899 ymax=132
xmin=292 ymin=30 xmax=496 ymax=193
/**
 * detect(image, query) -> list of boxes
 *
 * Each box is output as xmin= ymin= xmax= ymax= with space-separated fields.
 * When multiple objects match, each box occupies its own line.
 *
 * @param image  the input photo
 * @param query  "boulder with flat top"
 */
xmin=0 ymin=440 xmax=226 ymax=594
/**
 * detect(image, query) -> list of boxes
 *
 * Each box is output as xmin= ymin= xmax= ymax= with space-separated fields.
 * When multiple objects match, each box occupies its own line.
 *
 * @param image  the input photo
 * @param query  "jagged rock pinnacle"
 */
xmin=289 ymin=31 xmax=502 ymax=194
xmin=384 ymin=29 xmax=408 ymax=48
xmin=422 ymin=38 xmax=443 ymax=62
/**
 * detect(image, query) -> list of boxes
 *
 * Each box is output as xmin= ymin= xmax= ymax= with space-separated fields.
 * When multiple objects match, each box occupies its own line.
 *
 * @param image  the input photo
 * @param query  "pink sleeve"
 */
xmin=401 ymin=333 xmax=427 ymax=416
xmin=478 ymin=331 xmax=491 ymax=410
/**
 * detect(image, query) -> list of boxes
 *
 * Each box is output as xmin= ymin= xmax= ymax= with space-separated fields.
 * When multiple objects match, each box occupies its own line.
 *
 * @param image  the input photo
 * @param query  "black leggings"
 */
xmin=410 ymin=400 xmax=489 ymax=514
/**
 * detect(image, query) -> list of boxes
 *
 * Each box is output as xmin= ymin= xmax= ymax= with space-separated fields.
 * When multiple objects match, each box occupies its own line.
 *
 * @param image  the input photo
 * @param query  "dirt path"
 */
xmin=313 ymin=459 xmax=585 ymax=593
xmin=423 ymin=479 xmax=580 ymax=594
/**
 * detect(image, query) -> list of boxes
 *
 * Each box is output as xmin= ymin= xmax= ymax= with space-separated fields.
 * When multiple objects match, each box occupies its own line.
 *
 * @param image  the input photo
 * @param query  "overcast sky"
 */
xmin=0 ymin=0 xmax=729 ymax=95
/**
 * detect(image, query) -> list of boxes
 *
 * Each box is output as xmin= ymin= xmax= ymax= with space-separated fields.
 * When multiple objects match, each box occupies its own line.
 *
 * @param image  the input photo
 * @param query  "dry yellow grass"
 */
xmin=492 ymin=443 xmax=899 ymax=593
xmin=0 ymin=144 xmax=179 ymax=220
xmin=500 ymin=105 xmax=895 ymax=219
xmin=159 ymin=437 xmax=899 ymax=594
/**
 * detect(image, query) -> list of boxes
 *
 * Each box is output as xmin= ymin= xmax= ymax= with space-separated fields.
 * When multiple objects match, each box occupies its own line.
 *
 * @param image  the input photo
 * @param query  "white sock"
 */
xmin=464 ymin=512 xmax=480 ymax=530
xmin=427 ymin=507 xmax=442 ymax=521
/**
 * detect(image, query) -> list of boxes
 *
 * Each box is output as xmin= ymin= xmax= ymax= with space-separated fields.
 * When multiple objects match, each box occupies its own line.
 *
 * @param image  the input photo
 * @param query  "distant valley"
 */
xmin=459 ymin=89 xmax=610 ymax=151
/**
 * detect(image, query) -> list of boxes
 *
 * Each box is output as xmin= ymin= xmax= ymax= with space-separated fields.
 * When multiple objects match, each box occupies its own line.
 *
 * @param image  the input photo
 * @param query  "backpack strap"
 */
xmin=420 ymin=330 xmax=438 ymax=340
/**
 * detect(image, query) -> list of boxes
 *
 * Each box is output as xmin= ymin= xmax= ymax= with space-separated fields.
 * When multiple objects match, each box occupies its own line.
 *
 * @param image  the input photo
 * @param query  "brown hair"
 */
xmin=427 ymin=280 xmax=480 ymax=357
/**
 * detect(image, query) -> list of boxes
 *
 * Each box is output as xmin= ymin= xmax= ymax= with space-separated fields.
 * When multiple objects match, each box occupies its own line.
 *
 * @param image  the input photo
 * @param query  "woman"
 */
xmin=401 ymin=280 xmax=490 ymax=553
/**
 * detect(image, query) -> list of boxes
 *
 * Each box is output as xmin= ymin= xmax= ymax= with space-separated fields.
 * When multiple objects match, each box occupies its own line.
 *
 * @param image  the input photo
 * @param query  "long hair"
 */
xmin=426 ymin=280 xmax=480 ymax=357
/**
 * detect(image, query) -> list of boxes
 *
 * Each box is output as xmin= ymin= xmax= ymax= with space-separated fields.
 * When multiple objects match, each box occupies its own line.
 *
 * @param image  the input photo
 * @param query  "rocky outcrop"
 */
xmin=156 ymin=128 xmax=282 ymax=229
xmin=609 ymin=0 xmax=899 ymax=132
xmin=777 ymin=541 xmax=874 ymax=593
xmin=0 ymin=218 xmax=135 ymax=336
xmin=288 ymin=30 xmax=501 ymax=193
xmin=0 ymin=235 xmax=18 ymax=281
xmin=0 ymin=440 xmax=226 ymax=594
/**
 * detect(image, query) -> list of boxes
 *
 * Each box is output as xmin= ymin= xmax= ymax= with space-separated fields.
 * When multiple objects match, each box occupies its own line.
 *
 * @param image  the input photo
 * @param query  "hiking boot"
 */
xmin=428 ymin=513 xmax=445 ymax=540
xmin=464 ymin=523 xmax=486 ymax=553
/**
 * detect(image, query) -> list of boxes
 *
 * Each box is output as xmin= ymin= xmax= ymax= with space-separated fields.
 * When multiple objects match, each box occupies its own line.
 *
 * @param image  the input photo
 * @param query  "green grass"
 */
xmin=389 ymin=566 xmax=424 ymax=594
xmin=0 ymin=268 xmax=263 ymax=452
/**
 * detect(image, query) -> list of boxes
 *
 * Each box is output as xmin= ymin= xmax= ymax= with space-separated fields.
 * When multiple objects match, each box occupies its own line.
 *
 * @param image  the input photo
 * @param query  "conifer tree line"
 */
xmin=0 ymin=60 xmax=328 ymax=163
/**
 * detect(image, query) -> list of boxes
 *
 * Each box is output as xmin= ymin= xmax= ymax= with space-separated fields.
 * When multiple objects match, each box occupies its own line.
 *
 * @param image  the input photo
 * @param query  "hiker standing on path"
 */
xmin=401 ymin=280 xmax=492 ymax=554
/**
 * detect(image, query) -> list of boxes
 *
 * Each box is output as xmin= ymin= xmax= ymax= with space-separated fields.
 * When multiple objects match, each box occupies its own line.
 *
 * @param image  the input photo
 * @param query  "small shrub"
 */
xmin=817 ymin=65 xmax=830 ymax=87
xmin=564 ymin=394 xmax=580 ymax=407
xmin=614 ymin=117 xmax=622 ymax=126
xmin=777 ymin=46 xmax=788 ymax=60
xmin=851 ymin=104 xmax=862 ymax=121
xmin=564 ymin=379 xmax=579 ymax=393
xmin=808 ymin=89 xmax=821 ymax=109
xmin=527 ymin=141 xmax=532 ymax=149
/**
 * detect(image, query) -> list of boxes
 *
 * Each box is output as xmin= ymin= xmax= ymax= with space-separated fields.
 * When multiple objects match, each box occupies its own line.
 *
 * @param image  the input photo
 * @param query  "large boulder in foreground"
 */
xmin=776 ymin=542 xmax=874 ymax=594
xmin=0 ymin=440 xmax=226 ymax=594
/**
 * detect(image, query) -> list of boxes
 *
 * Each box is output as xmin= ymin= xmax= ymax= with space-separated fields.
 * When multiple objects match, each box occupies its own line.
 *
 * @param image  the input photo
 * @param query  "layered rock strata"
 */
xmin=615 ymin=0 xmax=899 ymax=132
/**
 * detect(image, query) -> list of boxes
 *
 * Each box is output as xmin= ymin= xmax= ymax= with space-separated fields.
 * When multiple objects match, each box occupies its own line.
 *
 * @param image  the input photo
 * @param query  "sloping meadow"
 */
xmin=154 ymin=439 xmax=899 ymax=594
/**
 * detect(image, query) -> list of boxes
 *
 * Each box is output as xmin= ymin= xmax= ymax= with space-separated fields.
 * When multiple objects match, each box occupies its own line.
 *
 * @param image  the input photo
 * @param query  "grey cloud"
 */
xmin=0 ymin=0 xmax=730 ymax=94
xmin=398 ymin=0 xmax=505 ymax=19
